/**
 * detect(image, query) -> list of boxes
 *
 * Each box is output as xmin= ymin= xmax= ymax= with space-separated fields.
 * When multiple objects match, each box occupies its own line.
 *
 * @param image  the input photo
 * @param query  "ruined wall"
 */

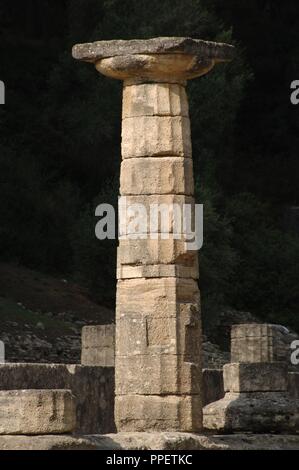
xmin=0 ymin=363 xmax=115 ymax=434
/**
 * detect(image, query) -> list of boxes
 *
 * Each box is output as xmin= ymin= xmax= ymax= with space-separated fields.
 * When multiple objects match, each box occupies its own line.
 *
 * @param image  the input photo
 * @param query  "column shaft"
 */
xmin=115 ymin=82 xmax=202 ymax=432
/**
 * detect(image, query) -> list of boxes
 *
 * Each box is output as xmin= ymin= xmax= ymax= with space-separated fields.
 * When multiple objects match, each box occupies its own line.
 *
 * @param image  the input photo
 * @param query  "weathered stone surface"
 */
xmin=96 ymin=54 xmax=216 ymax=83
xmin=203 ymin=391 xmax=299 ymax=433
xmin=116 ymin=306 xmax=201 ymax=358
xmin=115 ymin=395 xmax=202 ymax=432
xmin=81 ymin=348 xmax=114 ymax=367
xmin=0 ymin=435 xmax=99 ymax=451
xmin=116 ymin=278 xmax=200 ymax=319
xmin=118 ymin=194 xmax=195 ymax=236
xmin=82 ymin=324 xmax=115 ymax=348
xmin=5 ymin=433 xmax=299 ymax=451
xmin=223 ymin=362 xmax=288 ymax=393
xmin=0 ymin=389 xmax=76 ymax=435
xmin=81 ymin=324 xmax=115 ymax=366
xmin=72 ymin=36 xmax=234 ymax=63
xmin=72 ymin=35 xmax=233 ymax=434
xmin=116 ymin=355 xmax=201 ymax=395
xmin=123 ymin=83 xmax=189 ymax=118
xmin=231 ymin=323 xmax=291 ymax=363
xmin=0 ymin=363 xmax=115 ymax=434
xmin=91 ymin=432 xmax=299 ymax=450
xmin=231 ymin=323 xmax=285 ymax=338
xmin=117 ymin=263 xmax=199 ymax=280
xmin=118 ymin=237 xmax=196 ymax=267
xmin=122 ymin=116 xmax=191 ymax=158
xmin=289 ymin=372 xmax=299 ymax=399
xmin=4 ymin=433 xmax=299 ymax=451
xmin=202 ymin=369 xmax=224 ymax=406
xmin=72 ymin=37 xmax=234 ymax=83
xmin=120 ymin=157 xmax=194 ymax=195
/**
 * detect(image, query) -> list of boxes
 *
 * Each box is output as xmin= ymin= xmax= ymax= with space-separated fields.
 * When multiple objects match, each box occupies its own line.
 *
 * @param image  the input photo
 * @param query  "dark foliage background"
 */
xmin=1 ymin=0 xmax=299 ymax=331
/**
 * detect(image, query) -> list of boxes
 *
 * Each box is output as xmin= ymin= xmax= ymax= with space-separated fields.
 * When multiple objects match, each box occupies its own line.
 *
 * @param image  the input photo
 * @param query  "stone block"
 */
xmin=223 ymin=363 xmax=288 ymax=393
xmin=72 ymin=37 xmax=235 ymax=66
xmin=116 ymin=278 xmax=200 ymax=320
xmin=115 ymin=394 xmax=202 ymax=432
xmin=202 ymin=369 xmax=224 ymax=406
xmin=116 ymin=306 xmax=201 ymax=357
xmin=120 ymin=157 xmax=194 ymax=196
xmin=117 ymin=263 xmax=199 ymax=280
xmin=123 ymin=83 xmax=189 ymax=118
xmin=115 ymin=355 xmax=201 ymax=395
xmin=0 ymin=389 xmax=76 ymax=435
xmin=0 ymin=435 xmax=98 ymax=450
xmin=118 ymin=194 xmax=195 ymax=236
xmin=81 ymin=347 xmax=114 ymax=367
xmin=231 ymin=323 xmax=290 ymax=363
xmin=0 ymin=363 xmax=115 ymax=434
xmin=203 ymin=391 xmax=299 ymax=433
xmin=81 ymin=324 xmax=115 ymax=348
xmin=81 ymin=325 xmax=115 ymax=367
xmin=118 ymin=237 xmax=197 ymax=267
xmin=122 ymin=116 xmax=191 ymax=158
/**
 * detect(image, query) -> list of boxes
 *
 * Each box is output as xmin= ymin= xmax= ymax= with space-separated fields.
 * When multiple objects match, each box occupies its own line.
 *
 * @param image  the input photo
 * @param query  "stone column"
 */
xmin=73 ymin=37 xmax=234 ymax=432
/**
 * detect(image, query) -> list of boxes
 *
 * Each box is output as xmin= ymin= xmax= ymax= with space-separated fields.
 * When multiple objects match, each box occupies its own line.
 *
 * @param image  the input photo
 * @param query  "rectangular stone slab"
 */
xmin=203 ymin=391 xmax=299 ymax=433
xmin=0 ymin=363 xmax=115 ymax=434
xmin=0 ymin=389 xmax=76 ymax=435
xmin=223 ymin=363 xmax=288 ymax=393
xmin=122 ymin=116 xmax=191 ymax=158
xmin=120 ymin=157 xmax=194 ymax=195
xmin=72 ymin=37 xmax=234 ymax=62
xmin=115 ymin=394 xmax=202 ymax=432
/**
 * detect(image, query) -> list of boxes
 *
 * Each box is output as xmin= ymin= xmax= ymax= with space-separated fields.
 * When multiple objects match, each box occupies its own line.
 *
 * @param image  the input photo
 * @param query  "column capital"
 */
xmin=72 ymin=36 xmax=234 ymax=83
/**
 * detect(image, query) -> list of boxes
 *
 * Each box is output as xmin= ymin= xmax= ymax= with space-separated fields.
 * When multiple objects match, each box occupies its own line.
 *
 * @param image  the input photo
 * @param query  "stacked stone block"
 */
xmin=72 ymin=36 xmax=234 ymax=433
xmin=116 ymin=81 xmax=202 ymax=432
xmin=203 ymin=324 xmax=299 ymax=433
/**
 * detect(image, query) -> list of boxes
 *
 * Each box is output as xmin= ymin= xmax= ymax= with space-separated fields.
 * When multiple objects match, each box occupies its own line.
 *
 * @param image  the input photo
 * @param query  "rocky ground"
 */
xmin=0 ymin=263 xmax=297 ymax=367
xmin=0 ymin=263 xmax=113 ymax=363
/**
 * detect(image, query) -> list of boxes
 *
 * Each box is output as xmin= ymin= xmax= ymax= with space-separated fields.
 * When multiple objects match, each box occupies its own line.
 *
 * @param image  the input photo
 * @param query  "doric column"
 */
xmin=73 ymin=37 xmax=234 ymax=432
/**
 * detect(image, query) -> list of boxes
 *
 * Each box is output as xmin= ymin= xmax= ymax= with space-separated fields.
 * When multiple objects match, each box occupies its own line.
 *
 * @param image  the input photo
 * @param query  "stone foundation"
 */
xmin=0 ymin=363 xmax=115 ymax=434
xmin=203 ymin=324 xmax=299 ymax=433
